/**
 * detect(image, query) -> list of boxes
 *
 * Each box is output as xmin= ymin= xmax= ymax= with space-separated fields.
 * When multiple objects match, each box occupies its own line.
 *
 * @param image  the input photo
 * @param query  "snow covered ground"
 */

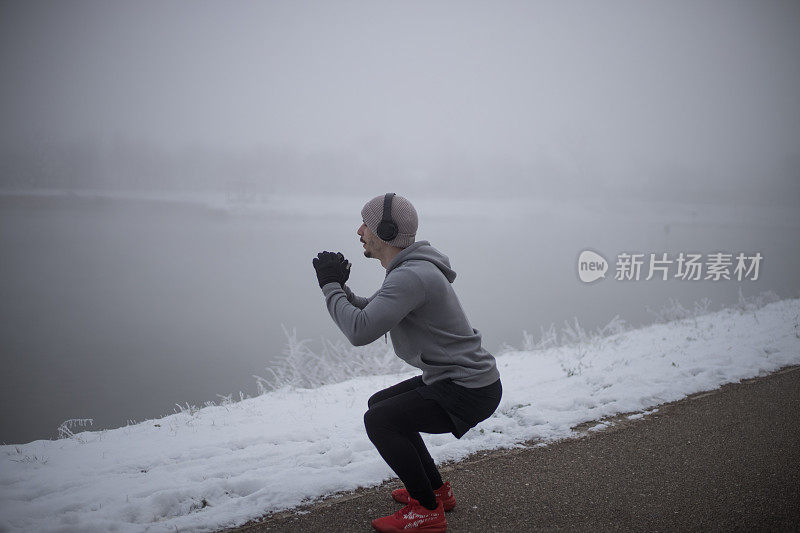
xmin=1 ymin=296 xmax=799 ymax=532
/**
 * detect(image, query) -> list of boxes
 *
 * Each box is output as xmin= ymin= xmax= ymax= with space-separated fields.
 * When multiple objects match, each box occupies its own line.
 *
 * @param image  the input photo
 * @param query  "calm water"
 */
xmin=1 ymin=192 xmax=798 ymax=444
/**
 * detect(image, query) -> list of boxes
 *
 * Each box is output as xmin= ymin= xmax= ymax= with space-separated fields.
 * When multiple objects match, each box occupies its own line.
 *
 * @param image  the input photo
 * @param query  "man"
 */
xmin=312 ymin=193 xmax=502 ymax=533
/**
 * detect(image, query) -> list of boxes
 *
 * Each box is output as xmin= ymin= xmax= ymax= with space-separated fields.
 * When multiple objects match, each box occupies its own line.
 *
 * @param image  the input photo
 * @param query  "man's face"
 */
xmin=357 ymin=222 xmax=381 ymax=259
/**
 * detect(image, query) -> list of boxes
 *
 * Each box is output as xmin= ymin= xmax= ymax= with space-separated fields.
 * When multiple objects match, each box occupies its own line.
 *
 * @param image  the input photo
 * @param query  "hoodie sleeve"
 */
xmin=321 ymin=269 xmax=426 ymax=346
xmin=342 ymin=284 xmax=371 ymax=309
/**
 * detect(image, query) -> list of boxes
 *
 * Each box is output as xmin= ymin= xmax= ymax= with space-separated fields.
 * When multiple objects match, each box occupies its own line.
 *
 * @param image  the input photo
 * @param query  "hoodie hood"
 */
xmin=385 ymin=240 xmax=457 ymax=283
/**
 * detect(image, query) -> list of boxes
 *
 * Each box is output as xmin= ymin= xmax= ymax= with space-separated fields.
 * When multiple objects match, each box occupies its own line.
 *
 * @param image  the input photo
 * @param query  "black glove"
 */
xmin=331 ymin=251 xmax=352 ymax=286
xmin=340 ymin=254 xmax=351 ymax=286
xmin=313 ymin=251 xmax=350 ymax=289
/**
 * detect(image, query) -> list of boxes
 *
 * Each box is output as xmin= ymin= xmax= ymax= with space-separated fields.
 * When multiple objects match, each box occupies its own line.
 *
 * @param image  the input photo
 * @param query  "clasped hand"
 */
xmin=312 ymin=251 xmax=351 ymax=288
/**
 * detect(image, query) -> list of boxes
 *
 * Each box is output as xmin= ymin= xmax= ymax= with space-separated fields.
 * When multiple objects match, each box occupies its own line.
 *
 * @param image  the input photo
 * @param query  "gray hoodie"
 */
xmin=321 ymin=240 xmax=500 ymax=388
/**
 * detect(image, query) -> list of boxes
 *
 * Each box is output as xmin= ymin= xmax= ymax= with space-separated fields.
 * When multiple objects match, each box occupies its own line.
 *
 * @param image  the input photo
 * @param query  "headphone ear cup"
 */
xmin=376 ymin=220 xmax=399 ymax=241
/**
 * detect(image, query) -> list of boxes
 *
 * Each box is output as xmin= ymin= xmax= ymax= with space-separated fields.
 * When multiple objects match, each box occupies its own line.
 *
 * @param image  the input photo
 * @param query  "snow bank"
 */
xmin=1 ymin=298 xmax=799 ymax=532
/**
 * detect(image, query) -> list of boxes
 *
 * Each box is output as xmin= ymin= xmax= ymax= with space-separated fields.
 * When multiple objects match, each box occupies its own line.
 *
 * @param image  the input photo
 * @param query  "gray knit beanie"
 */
xmin=361 ymin=194 xmax=418 ymax=249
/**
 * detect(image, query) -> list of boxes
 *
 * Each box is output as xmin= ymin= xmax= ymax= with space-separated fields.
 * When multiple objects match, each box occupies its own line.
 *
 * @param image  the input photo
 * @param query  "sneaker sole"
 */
xmin=391 ymin=493 xmax=456 ymax=512
xmin=372 ymin=521 xmax=447 ymax=533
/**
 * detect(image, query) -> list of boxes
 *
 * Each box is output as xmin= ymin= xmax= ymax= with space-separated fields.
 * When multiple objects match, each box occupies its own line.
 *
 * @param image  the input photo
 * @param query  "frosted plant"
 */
xmin=596 ymin=315 xmax=627 ymax=337
xmin=693 ymin=297 xmax=712 ymax=316
xmin=526 ymin=323 xmax=558 ymax=351
xmin=561 ymin=317 xmax=589 ymax=346
xmin=733 ymin=287 xmax=780 ymax=313
xmin=496 ymin=340 xmax=519 ymax=355
xmin=646 ymin=297 xmax=693 ymax=323
xmin=254 ymin=324 xmax=408 ymax=392
xmin=519 ymin=315 xmax=629 ymax=355
xmin=558 ymin=342 xmax=590 ymax=378
xmin=57 ymin=418 xmax=94 ymax=441
xmin=173 ymin=402 xmax=200 ymax=416
xmin=216 ymin=393 xmax=234 ymax=406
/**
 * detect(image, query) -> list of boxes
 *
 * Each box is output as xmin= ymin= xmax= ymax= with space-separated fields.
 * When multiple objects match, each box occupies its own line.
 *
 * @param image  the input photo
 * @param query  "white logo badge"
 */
xmin=578 ymin=250 xmax=608 ymax=283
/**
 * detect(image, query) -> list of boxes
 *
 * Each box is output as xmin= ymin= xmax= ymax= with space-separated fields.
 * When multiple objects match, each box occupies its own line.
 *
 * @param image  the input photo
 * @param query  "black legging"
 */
xmin=363 ymin=375 xmax=455 ymax=508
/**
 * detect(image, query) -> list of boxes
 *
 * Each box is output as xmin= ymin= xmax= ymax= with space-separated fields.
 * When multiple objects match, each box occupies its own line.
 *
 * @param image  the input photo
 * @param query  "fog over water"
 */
xmin=1 ymin=1 xmax=799 ymax=443
xmin=1 ymin=194 xmax=798 ymax=444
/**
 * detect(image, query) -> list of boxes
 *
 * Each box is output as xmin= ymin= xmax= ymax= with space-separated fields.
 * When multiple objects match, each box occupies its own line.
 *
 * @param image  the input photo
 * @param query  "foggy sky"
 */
xmin=1 ymin=0 xmax=799 ymax=195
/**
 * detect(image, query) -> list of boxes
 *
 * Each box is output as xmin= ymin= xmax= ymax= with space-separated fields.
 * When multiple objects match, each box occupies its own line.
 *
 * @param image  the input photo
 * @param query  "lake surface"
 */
xmin=1 ymin=191 xmax=798 ymax=444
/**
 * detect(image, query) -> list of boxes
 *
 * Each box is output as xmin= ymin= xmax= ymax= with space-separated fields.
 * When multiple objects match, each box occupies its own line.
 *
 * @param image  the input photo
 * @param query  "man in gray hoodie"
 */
xmin=313 ymin=193 xmax=502 ymax=533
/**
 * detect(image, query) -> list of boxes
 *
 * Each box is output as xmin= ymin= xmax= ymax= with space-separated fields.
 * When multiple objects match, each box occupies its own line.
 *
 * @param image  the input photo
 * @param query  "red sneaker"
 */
xmin=391 ymin=481 xmax=456 ymax=511
xmin=372 ymin=498 xmax=447 ymax=533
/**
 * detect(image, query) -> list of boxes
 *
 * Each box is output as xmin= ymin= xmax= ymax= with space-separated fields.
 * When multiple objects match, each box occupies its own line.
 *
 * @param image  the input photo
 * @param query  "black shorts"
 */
xmin=415 ymin=376 xmax=503 ymax=439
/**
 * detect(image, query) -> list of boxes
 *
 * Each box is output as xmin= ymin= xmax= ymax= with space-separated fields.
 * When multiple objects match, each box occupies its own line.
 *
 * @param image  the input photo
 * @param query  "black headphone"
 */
xmin=376 ymin=192 xmax=399 ymax=241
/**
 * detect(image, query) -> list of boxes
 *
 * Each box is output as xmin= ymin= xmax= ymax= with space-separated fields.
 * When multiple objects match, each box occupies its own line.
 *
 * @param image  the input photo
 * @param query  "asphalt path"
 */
xmin=221 ymin=365 xmax=800 ymax=532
